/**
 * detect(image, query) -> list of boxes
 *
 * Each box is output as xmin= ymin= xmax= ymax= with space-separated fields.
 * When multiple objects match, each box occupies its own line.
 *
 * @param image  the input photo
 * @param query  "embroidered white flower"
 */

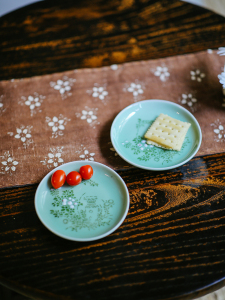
xmin=181 ymin=94 xmax=197 ymax=107
xmin=207 ymin=49 xmax=213 ymax=54
xmin=217 ymin=47 xmax=225 ymax=56
xmin=1 ymin=158 xmax=18 ymax=172
xmin=8 ymin=125 xmax=33 ymax=149
xmin=46 ymin=115 xmax=70 ymax=138
xmin=0 ymin=152 xmax=18 ymax=174
xmin=92 ymin=87 xmax=108 ymax=100
xmin=53 ymin=80 xmax=71 ymax=93
xmin=211 ymin=120 xmax=225 ymax=142
xmin=154 ymin=66 xmax=170 ymax=82
xmin=214 ymin=125 xmax=225 ymax=139
xmin=20 ymin=93 xmax=45 ymax=116
xmin=81 ymin=110 xmax=97 ymax=123
xmin=48 ymin=117 xmax=65 ymax=132
xmin=0 ymin=95 xmax=6 ymax=115
xmin=190 ymin=70 xmax=205 ymax=82
xmin=15 ymin=127 xmax=32 ymax=142
xmin=111 ymin=64 xmax=118 ymax=70
xmin=41 ymin=147 xmax=64 ymax=169
xmin=76 ymin=107 xmax=99 ymax=128
xmin=47 ymin=153 xmax=63 ymax=167
xmin=74 ymin=144 xmax=95 ymax=161
xmin=25 ymin=95 xmax=41 ymax=110
xmin=79 ymin=149 xmax=95 ymax=161
xmin=127 ymin=83 xmax=144 ymax=97
xmin=218 ymin=66 xmax=225 ymax=88
xmin=50 ymin=76 xmax=76 ymax=99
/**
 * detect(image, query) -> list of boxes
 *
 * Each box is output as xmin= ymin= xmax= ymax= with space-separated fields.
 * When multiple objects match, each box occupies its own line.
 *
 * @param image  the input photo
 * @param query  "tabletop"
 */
xmin=1 ymin=1 xmax=225 ymax=300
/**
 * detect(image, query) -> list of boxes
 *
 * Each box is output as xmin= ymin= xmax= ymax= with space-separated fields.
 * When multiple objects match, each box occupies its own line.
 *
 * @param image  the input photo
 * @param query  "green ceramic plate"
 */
xmin=35 ymin=161 xmax=130 ymax=241
xmin=110 ymin=99 xmax=202 ymax=170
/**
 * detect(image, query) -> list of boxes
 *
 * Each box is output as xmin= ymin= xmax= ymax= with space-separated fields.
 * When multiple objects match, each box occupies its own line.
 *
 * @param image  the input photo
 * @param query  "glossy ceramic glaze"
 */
xmin=35 ymin=161 xmax=130 ymax=241
xmin=111 ymin=100 xmax=202 ymax=170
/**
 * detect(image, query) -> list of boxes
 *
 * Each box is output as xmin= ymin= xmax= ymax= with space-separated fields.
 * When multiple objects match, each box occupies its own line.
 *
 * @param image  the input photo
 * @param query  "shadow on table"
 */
xmin=1 ymin=284 xmax=225 ymax=300
xmin=98 ymin=115 xmax=133 ymax=169
xmin=0 ymin=285 xmax=31 ymax=300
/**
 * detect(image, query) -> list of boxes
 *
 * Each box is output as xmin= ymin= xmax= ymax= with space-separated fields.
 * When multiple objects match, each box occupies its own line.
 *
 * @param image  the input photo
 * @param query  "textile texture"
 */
xmin=0 ymin=50 xmax=225 ymax=187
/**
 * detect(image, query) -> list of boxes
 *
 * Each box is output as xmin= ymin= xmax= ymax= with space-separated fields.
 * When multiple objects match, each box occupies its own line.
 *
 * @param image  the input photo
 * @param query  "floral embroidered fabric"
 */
xmin=0 ymin=50 xmax=225 ymax=187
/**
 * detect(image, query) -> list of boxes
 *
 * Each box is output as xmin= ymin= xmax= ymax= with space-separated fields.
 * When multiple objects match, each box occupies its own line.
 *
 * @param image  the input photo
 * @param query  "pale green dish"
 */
xmin=110 ymin=99 xmax=202 ymax=170
xmin=35 ymin=161 xmax=130 ymax=241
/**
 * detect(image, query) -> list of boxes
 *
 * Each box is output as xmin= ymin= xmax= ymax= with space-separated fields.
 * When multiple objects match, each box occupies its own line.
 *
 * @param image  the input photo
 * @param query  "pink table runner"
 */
xmin=0 ymin=50 xmax=225 ymax=188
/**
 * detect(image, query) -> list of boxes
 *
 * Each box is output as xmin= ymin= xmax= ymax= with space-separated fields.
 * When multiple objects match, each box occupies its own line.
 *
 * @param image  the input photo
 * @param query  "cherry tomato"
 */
xmin=79 ymin=165 xmax=93 ymax=180
xmin=66 ymin=171 xmax=82 ymax=186
xmin=51 ymin=170 xmax=66 ymax=189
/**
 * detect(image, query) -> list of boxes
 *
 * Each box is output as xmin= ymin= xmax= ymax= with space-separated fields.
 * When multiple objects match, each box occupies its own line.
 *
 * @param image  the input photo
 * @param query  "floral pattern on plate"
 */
xmin=121 ymin=118 xmax=190 ymax=165
xmin=49 ymin=187 xmax=115 ymax=232
xmin=35 ymin=161 xmax=129 ymax=241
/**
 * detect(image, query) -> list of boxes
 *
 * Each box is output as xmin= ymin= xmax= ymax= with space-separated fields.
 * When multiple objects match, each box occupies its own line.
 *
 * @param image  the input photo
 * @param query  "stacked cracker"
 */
xmin=144 ymin=113 xmax=191 ymax=151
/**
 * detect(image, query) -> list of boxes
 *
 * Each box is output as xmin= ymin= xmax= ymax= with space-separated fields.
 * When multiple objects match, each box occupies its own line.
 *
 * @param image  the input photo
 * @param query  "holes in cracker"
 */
xmin=144 ymin=113 xmax=191 ymax=151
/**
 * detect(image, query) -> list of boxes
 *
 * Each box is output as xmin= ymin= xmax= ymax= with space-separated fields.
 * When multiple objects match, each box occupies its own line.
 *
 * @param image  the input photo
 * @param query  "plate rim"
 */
xmin=110 ymin=99 xmax=202 ymax=171
xmin=34 ymin=160 xmax=130 ymax=242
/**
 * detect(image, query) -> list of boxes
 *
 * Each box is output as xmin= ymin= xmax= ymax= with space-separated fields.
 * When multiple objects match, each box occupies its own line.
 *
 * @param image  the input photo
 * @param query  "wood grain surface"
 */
xmin=1 ymin=1 xmax=225 ymax=299
xmin=1 ymin=153 xmax=225 ymax=300
xmin=1 ymin=0 xmax=225 ymax=80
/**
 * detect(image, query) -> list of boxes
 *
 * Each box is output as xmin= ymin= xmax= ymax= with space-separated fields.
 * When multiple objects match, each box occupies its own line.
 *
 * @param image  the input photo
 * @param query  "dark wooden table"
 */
xmin=1 ymin=1 xmax=225 ymax=299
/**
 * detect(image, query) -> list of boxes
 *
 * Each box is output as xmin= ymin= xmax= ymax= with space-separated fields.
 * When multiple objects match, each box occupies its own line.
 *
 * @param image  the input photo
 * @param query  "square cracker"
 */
xmin=144 ymin=113 xmax=191 ymax=151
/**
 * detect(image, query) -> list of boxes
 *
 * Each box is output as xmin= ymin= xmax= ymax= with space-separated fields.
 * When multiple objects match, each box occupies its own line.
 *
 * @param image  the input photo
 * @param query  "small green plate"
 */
xmin=110 ymin=99 xmax=202 ymax=170
xmin=35 ymin=161 xmax=130 ymax=241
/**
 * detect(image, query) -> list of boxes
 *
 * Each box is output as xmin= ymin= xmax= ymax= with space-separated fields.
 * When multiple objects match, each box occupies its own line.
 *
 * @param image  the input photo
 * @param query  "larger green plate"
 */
xmin=35 ymin=161 xmax=130 ymax=241
xmin=110 ymin=99 xmax=202 ymax=170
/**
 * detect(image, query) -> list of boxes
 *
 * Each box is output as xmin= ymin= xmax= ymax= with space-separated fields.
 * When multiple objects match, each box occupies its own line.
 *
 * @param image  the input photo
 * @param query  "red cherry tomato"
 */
xmin=51 ymin=170 xmax=66 ymax=189
xmin=66 ymin=171 xmax=82 ymax=186
xmin=79 ymin=165 xmax=93 ymax=180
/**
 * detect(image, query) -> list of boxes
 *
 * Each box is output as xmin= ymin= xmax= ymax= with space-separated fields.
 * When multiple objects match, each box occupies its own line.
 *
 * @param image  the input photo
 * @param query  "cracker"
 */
xmin=144 ymin=113 xmax=191 ymax=151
